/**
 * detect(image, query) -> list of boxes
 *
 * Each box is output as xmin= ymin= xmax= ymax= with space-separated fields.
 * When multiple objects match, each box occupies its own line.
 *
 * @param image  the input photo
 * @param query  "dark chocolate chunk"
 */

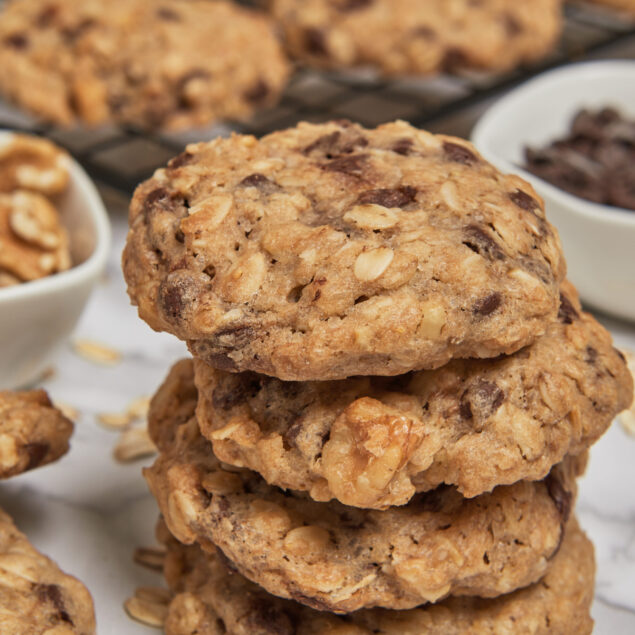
xmin=244 ymin=80 xmax=270 ymax=104
xmin=37 ymin=584 xmax=73 ymax=624
xmin=304 ymin=131 xmax=341 ymax=155
xmin=304 ymin=28 xmax=328 ymax=56
xmin=240 ymin=173 xmax=273 ymax=188
xmin=392 ymin=138 xmax=414 ymax=155
xmin=443 ymin=141 xmax=478 ymax=165
xmin=509 ymin=189 xmax=540 ymax=212
xmin=25 ymin=442 xmax=49 ymax=470
xmin=545 ymin=473 xmax=572 ymax=524
xmin=4 ymin=33 xmax=29 ymax=49
xmin=558 ymin=293 xmax=579 ymax=324
xmin=473 ymin=292 xmax=502 ymax=316
xmin=321 ymin=154 xmax=369 ymax=176
xmin=156 ymin=7 xmax=181 ymax=21
xmin=462 ymin=225 xmax=505 ymax=260
xmin=168 ymin=152 xmax=193 ymax=169
xmin=245 ymin=597 xmax=295 ymax=635
xmin=357 ymin=186 xmax=417 ymax=208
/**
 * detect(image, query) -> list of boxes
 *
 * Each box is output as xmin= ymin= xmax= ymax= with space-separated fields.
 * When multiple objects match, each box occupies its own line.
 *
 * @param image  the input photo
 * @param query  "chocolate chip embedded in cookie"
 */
xmin=185 ymin=282 xmax=632 ymax=508
xmin=0 ymin=389 xmax=74 ymax=478
xmin=145 ymin=381 xmax=584 ymax=613
xmin=0 ymin=0 xmax=290 ymax=130
xmin=124 ymin=120 xmax=566 ymax=381
xmin=270 ymin=0 xmax=562 ymax=76
xmin=0 ymin=507 xmax=96 ymax=634
xmin=160 ymin=516 xmax=595 ymax=635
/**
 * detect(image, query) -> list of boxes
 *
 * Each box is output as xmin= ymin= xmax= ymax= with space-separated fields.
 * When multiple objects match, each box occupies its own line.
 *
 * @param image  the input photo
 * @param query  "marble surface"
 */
xmin=2 ymin=187 xmax=634 ymax=634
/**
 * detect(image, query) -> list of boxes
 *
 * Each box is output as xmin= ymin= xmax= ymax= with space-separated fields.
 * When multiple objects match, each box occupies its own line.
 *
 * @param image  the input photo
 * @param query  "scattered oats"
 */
xmin=124 ymin=596 xmax=167 ymax=628
xmin=113 ymin=426 xmax=156 ymax=462
xmin=618 ymin=350 xmax=635 ymax=437
xmin=53 ymin=401 xmax=79 ymax=421
xmin=38 ymin=366 xmax=56 ymax=382
xmin=72 ymin=339 xmax=122 ymax=365
xmin=127 ymin=396 xmax=150 ymax=420
xmin=135 ymin=586 xmax=171 ymax=604
xmin=133 ymin=546 xmax=166 ymax=571
xmin=97 ymin=412 xmax=133 ymax=429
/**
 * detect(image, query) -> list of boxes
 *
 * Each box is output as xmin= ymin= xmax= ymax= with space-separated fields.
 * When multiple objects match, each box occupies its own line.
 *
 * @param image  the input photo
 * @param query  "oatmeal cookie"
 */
xmin=0 ymin=389 xmax=74 ymax=479
xmin=0 ymin=507 xmax=95 ymax=634
xmin=0 ymin=0 xmax=289 ymax=130
xmin=187 ymin=282 xmax=632 ymax=507
xmin=160 ymin=517 xmax=594 ymax=635
xmin=0 ymin=134 xmax=70 ymax=197
xmin=124 ymin=120 xmax=565 ymax=381
xmin=145 ymin=404 xmax=583 ymax=612
xmin=0 ymin=190 xmax=71 ymax=283
xmin=269 ymin=0 xmax=562 ymax=76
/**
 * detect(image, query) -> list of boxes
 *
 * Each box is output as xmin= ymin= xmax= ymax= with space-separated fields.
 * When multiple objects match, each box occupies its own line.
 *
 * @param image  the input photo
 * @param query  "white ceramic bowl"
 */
xmin=472 ymin=60 xmax=635 ymax=322
xmin=0 ymin=132 xmax=110 ymax=388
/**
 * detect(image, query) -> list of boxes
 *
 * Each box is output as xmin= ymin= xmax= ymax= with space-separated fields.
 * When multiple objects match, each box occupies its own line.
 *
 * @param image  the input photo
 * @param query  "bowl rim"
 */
xmin=0 ymin=130 xmax=111 ymax=303
xmin=472 ymin=59 xmax=635 ymax=229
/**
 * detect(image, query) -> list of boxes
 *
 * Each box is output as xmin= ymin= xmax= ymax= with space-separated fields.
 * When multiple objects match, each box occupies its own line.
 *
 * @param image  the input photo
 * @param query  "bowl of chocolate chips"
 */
xmin=473 ymin=60 xmax=635 ymax=322
xmin=0 ymin=132 xmax=110 ymax=388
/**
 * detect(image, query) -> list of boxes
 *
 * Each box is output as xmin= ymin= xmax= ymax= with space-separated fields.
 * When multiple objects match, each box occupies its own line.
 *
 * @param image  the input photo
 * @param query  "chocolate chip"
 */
xmin=240 ymin=173 xmax=275 ymax=189
xmin=207 ymin=353 xmax=238 ymax=372
xmin=392 ymin=138 xmax=414 ymax=155
xmin=37 ymin=584 xmax=72 ymax=624
xmin=25 ymin=442 xmax=49 ymax=470
xmin=442 ymin=48 xmax=468 ymax=72
xmin=585 ymin=346 xmax=598 ymax=364
xmin=304 ymin=28 xmax=328 ymax=56
xmin=462 ymin=224 xmax=505 ymax=260
xmin=246 ymin=597 xmax=295 ymax=635
xmin=158 ymin=270 xmax=208 ymax=324
xmin=558 ymin=293 xmax=579 ymax=324
xmin=413 ymin=26 xmax=437 ymax=40
xmin=157 ymin=7 xmax=181 ymax=20
xmin=443 ymin=141 xmax=478 ymax=165
xmin=473 ymin=292 xmax=502 ymax=316
xmin=545 ymin=473 xmax=572 ymax=524
xmin=335 ymin=0 xmax=373 ymax=11
xmin=214 ymin=325 xmax=255 ymax=349
xmin=168 ymin=152 xmax=193 ymax=169
xmin=357 ymin=186 xmax=417 ymax=208
xmin=322 ymin=154 xmax=369 ymax=177
xmin=509 ymin=189 xmax=540 ymax=212
xmin=282 ymin=421 xmax=304 ymax=450
xmin=304 ymin=131 xmax=341 ymax=155
xmin=244 ymin=80 xmax=270 ymax=104
xmin=460 ymin=380 xmax=504 ymax=424
xmin=503 ymin=14 xmax=522 ymax=36
xmin=144 ymin=187 xmax=170 ymax=209
xmin=4 ymin=33 xmax=29 ymax=49
xmin=212 ymin=375 xmax=260 ymax=411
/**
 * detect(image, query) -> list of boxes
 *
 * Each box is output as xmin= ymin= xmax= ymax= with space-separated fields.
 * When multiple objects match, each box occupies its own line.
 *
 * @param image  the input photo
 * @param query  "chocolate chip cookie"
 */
xmin=0 ymin=389 xmax=74 ymax=479
xmin=270 ymin=0 xmax=562 ymax=76
xmin=160 ymin=517 xmax=594 ymax=635
xmin=124 ymin=120 xmax=565 ymax=381
xmin=185 ymin=282 xmax=632 ymax=508
xmin=0 ymin=0 xmax=289 ymax=130
xmin=145 ymin=384 xmax=583 ymax=612
xmin=0 ymin=507 xmax=96 ymax=634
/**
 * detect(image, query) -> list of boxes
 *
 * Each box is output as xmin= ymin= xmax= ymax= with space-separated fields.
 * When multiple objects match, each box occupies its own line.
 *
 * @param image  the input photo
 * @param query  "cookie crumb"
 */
xmin=72 ymin=339 xmax=122 ymax=365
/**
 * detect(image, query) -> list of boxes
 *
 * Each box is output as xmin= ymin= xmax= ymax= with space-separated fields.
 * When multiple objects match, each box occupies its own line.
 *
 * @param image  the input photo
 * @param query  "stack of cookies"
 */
xmin=123 ymin=120 xmax=633 ymax=634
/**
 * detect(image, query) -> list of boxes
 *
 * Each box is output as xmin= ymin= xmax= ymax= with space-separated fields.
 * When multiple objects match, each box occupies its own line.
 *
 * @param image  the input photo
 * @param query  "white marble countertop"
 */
xmin=3 ymin=188 xmax=634 ymax=634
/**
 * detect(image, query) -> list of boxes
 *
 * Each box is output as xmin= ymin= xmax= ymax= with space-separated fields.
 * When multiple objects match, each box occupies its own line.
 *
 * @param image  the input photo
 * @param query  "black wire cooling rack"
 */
xmin=0 ymin=2 xmax=633 ymax=196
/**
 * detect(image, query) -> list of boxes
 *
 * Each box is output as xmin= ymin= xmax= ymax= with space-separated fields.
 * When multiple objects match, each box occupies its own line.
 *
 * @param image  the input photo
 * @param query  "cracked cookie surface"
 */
xmin=160 ymin=517 xmax=594 ymax=635
xmin=145 ymin=376 xmax=583 ymax=613
xmin=0 ymin=0 xmax=289 ymax=130
xmin=0 ymin=389 xmax=74 ymax=479
xmin=186 ymin=281 xmax=633 ymax=507
xmin=124 ymin=120 xmax=565 ymax=381
xmin=0 ymin=507 xmax=95 ymax=634
xmin=270 ymin=0 xmax=562 ymax=76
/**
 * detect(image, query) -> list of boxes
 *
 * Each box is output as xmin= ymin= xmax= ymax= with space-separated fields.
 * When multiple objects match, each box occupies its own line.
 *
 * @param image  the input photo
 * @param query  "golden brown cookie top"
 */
xmin=125 ymin=119 xmax=565 ymax=380
xmin=0 ymin=389 xmax=74 ymax=478
xmin=0 ymin=507 xmax=95 ymax=634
